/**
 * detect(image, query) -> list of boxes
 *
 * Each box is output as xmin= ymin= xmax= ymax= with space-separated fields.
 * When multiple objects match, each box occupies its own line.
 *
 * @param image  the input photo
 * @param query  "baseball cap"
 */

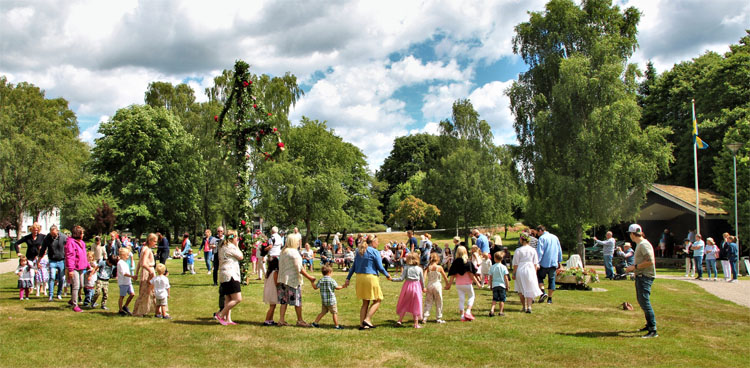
xmin=627 ymin=224 xmax=642 ymax=234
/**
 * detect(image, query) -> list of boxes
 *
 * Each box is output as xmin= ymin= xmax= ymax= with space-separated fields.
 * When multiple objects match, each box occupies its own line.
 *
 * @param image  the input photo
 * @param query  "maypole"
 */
xmin=691 ymin=99 xmax=709 ymax=235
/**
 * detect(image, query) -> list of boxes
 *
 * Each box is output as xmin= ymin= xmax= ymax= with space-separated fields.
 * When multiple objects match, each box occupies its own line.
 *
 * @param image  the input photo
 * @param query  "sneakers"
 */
xmin=638 ymin=325 xmax=649 ymax=332
xmin=642 ymin=331 xmax=659 ymax=338
xmin=57 ymin=295 xmax=62 ymax=300
xmin=526 ymin=309 xmax=532 ymax=314
xmin=263 ymin=320 xmax=277 ymax=326
xmin=162 ymin=315 xmax=172 ymax=320
xmin=498 ymin=313 xmax=505 ymax=317
xmin=460 ymin=316 xmax=468 ymax=322
xmin=547 ymin=298 xmax=553 ymax=304
xmin=101 ymin=306 xmax=108 ymax=310
xmin=488 ymin=312 xmax=495 ymax=317
xmin=311 ymin=322 xmax=320 ymax=328
xmin=207 ymin=271 xmax=211 ymax=275
xmin=119 ymin=310 xmax=127 ymax=316
xmin=436 ymin=319 xmax=446 ymax=324
xmin=217 ymin=315 xmax=229 ymax=326
xmin=72 ymin=306 xmax=83 ymax=313
xmin=730 ymin=279 xmax=738 ymax=283
xmin=334 ymin=325 xmax=344 ymax=330
xmin=155 ymin=314 xmax=163 ymax=319
xmin=464 ymin=311 xmax=475 ymax=321
xmin=123 ymin=306 xmax=132 ymax=316
xmin=538 ymin=294 xmax=548 ymax=303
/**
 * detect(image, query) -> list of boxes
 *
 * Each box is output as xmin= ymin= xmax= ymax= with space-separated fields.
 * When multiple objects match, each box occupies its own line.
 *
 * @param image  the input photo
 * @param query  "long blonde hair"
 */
xmin=285 ymin=232 xmax=301 ymax=251
xmin=455 ymin=245 xmax=468 ymax=263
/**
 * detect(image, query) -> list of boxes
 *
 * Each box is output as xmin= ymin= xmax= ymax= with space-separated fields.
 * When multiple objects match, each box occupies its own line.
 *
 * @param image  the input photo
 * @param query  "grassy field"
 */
xmin=0 ymin=257 xmax=748 ymax=368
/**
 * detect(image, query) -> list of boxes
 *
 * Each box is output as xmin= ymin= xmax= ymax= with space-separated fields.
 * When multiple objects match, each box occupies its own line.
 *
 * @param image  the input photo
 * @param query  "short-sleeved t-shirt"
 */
xmin=489 ymin=262 xmax=509 ymax=288
xmin=316 ymin=276 xmax=338 ymax=306
xmin=150 ymin=275 xmax=170 ymax=299
xmin=634 ymin=238 xmax=656 ymax=278
xmin=117 ymin=260 xmax=132 ymax=285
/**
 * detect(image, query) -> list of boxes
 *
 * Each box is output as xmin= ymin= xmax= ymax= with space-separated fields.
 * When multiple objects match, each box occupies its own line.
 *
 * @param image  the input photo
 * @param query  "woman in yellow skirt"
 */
xmin=344 ymin=234 xmax=391 ymax=330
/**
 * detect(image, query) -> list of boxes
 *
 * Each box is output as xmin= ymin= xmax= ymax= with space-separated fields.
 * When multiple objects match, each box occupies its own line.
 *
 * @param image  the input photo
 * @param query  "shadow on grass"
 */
xmin=169 ymin=317 xmax=269 ymax=326
xmin=24 ymin=306 xmax=64 ymax=311
xmin=557 ymin=330 xmax=637 ymax=338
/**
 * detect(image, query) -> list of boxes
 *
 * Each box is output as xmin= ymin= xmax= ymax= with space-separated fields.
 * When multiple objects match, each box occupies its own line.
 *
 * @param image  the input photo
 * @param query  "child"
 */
xmin=311 ymin=265 xmax=344 ymax=329
xmin=186 ymin=249 xmax=195 ymax=274
xmin=117 ymin=248 xmax=137 ymax=316
xmin=35 ymin=253 xmax=49 ymax=297
xmin=423 ymin=252 xmax=448 ymax=324
xmin=480 ymin=253 xmax=492 ymax=289
xmin=16 ymin=255 xmax=34 ymax=300
xmin=393 ymin=252 xmax=425 ymax=328
xmin=446 ymin=246 xmax=480 ymax=321
xmin=442 ymin=246 xmax=453 ymax=270
xmin=151 ymin=263 xmax=171 ymax=319
xmin=262 ymin=257 xmax=279 ymax=326
xmin=470 ymin=245 xmax=482 ymax=274
xmin=488 ymin=251 xmax=510 ymax=317
xmin=92 ymin=255 xmax=116 ymax=310
xmin=82 ymin=251 xmax=98 ymax=307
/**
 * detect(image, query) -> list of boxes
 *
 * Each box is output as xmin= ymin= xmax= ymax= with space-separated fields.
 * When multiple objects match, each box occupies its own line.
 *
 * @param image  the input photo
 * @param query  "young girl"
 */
xmin=513 ymin=233 xmax=543 ymax=313
xmin=446 ymin=246 xmax=480 ymax=321
xmin=262 ymin=257 xmax=279 ymax=326
xmin=393 ymin=243 xmax=403 ymax=274
xmin=393 ymin=252 xmax=425 ymax=328
xmin=423 ymin=252 xmax=449 ymax=324
xmin=35 ymin=253 xmax=49 ymax=297
xmin=480 ymin=253 xmax=491 ymax=289
xmin=16 ymin=255 xmax=34 ymax=300
xmin=83 ymin=251 xmax=98 ymax=307
xmin=442 ymin=247 xmax=453 ymax=270
xmin=470 ymin=245 xmax=482 ymax=273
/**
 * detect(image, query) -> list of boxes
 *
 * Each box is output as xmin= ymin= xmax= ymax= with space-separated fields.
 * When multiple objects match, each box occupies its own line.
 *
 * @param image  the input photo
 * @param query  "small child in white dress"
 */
xmin=150 ymin=263 xmax=171 ymax=319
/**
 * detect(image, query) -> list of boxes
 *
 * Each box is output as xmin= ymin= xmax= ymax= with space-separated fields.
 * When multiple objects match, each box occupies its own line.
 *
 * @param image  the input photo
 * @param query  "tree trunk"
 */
xmin=304 ymin=216 xmax=312 ymax=245
xmin=576 ymin=224 xmax=585 ymax=267
xmin=14 ymin=211 xmax=23 ymax=240
xmin=504 ymin=223 xmax=509 ymax=239
xmin=325 ymin=231 xmax=331 ymax=243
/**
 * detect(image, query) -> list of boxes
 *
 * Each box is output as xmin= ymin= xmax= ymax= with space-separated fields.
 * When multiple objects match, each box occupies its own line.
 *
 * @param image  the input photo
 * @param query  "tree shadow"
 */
xmin=24 ymin=306 xmax=63 ymax=311
xmin=557 ymin=330 xmax=636 ymax=338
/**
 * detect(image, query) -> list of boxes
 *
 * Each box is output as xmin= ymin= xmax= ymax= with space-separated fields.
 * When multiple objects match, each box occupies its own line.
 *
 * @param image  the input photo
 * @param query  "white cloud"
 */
xmin=79 ymin=115 xmax=109 ymax=145
xmin=468 ymin=80 xmax=516 ymax=145
xmin=421 ymin=82 xmax=472 ymax=122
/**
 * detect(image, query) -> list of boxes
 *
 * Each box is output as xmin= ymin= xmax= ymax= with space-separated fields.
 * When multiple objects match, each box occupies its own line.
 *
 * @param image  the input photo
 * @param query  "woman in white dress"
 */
xmin=512 ymin=233 xmax=543 ymax=313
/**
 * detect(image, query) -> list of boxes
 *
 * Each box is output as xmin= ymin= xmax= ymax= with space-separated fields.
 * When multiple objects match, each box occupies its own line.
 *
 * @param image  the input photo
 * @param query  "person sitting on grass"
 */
xmin=488 ymin=251 xmax=510 ymax=317
xmin=117 ymin=248 xmax=137 ymax=316
xmin=151 ymin=263 xmax=171 ymax=319
xmin=311 ymin=265 xmax=345 ymax=329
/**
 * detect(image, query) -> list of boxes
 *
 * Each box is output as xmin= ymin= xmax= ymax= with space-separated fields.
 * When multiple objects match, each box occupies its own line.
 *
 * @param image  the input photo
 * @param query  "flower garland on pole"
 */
xmin=215 ymin=60 xmax=284 ymax=283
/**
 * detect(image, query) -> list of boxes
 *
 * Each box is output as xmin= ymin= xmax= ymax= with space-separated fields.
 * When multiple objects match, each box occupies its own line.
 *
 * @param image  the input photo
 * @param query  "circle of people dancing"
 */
xmin=12 ymin=221 xmax=741 ymax=337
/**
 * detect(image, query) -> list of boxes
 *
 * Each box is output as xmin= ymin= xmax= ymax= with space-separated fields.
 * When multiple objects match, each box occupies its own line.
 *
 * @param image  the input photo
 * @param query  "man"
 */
xmin=156 ymin=232 xmax=170 ymax=264
xmin=265 ymin=226 xmax=283 ymax=259
xmin=211 ymin=227 xmax=225 ymax=286
xmin=726 ymin=235 xmax=739 ymax=283
xmin=39 ymin=225 xmax=67 ymax=301
xmin=407 ymin=230 xmax=418 ymax=253
xmin=332 ymin=232 xmax=341 ymax=254
xmin=616 ymin=243 xmax=635 ymax=267
xmin=690 ymin=234 xmax=705 ymax=280
xmin=472 ymin=228 xmax=490 ymax=257
xmin=625 ymin=223 xmax=658 ymax=338
xmin=14 ymin=222 xmax=45 ymax=263
xmin=535 ymin=225 xmax=562 ymax=304
xmin=594 ymin=231 xmax=616 ymax=280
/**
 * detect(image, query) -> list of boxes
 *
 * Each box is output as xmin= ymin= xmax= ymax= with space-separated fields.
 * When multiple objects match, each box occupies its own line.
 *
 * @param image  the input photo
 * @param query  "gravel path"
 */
xmin=0 ymin=258 xmax=19 ymax=274
xmin=657 ymin=275 xmax=749 ymax=308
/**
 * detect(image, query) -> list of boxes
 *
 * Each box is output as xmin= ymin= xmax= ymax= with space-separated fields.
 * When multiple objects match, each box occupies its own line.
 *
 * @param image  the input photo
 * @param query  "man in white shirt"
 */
xmin=266 ymin=226 xmax=283 ymax=258
xmin=594 ymin=231 xmax=616 ymax=280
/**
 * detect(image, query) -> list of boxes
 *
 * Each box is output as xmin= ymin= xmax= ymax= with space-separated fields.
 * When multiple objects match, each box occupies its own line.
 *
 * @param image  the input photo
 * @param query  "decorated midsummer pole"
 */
xmin=215 ymin=60 xmax=285 ymax=283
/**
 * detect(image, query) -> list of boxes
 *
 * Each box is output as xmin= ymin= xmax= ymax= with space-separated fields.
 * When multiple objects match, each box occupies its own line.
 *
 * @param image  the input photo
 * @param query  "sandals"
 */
xmin=358 ymin=325 xmax=370 ymax=330
xmin=277 ymin=321 xmax=289 ymax=327
xmin=395 ymin=321 xmax=403 ymax=327
xmin=363 ymin=321 xmax=376 ymax=329
xmin=296 ymin=321 xmax=310 ymax=327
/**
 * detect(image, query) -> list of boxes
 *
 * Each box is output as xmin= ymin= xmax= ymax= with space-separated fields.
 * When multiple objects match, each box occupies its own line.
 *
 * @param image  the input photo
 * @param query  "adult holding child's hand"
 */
xmin=344 ymin=234 xmax=391 ymax=330
xmin=133 ymin=233 xmax=157 ymax=317
xmin=277 ymin=228 xmax=315 ymax=327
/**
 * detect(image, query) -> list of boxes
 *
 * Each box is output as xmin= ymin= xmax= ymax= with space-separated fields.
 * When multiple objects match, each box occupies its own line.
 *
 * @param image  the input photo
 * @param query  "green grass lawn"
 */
xmin=0 ymin=258 xmax=748 ymax=367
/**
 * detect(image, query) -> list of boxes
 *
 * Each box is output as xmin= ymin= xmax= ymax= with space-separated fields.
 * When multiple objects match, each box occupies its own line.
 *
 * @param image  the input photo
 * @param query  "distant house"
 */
xmin=635 ymin=184 xmax=731 ymax=246
xmin=0 ymin=208 xmax=61 ymax=238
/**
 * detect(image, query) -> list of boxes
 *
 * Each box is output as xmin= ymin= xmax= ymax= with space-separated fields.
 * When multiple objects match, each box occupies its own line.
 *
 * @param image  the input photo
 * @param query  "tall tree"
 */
xmin=90 ymin=105 xmax=200 ymax=238
xmin=0 ymin=77 xmax=88 ymax=238
xmin=507 ymin=0 xmax=672 ymax=256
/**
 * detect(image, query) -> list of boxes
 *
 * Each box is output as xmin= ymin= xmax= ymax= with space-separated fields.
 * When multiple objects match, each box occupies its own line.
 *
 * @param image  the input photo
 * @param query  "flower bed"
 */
xmin=555 ymin=267 xmax=599 ymax=289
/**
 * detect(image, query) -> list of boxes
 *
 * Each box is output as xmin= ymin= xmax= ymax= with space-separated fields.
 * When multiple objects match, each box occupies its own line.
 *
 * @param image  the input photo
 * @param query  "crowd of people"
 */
xmin=10 ymin=221 xmax=742 ymax=337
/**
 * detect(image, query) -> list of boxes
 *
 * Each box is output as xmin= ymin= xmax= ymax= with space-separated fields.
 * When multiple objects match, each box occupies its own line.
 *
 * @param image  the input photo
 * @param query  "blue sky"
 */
xmin=2 ymin=0 xmax=748 ymax=170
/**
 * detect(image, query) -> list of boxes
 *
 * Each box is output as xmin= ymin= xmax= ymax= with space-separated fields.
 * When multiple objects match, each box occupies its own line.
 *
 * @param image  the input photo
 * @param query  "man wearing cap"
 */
xmin=594 ymin=231 xmax=616 ymax=280
xmin=625 ymin=224 xmax=658 ymax=338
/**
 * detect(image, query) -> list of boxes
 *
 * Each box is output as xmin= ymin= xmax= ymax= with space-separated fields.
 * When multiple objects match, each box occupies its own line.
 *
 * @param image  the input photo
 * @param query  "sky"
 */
xmin=1 ymin=0 xmax=748 ymax=171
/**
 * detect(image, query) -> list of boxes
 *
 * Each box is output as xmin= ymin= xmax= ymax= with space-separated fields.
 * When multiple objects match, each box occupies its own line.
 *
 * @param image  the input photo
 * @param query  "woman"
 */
xmin=277 ymin=228 xmax=315 ymax=327
xmin=180 ymin=233 xmax=191 ymax=274
xmin=719 ymin=233 xmax=732 ymax=281
xmin=64 ymin=226 xmax=88 ymax=313
xmin=380 ymin=243 xmax=393 ymax=270
xmin=216 ymin=230 xmax=243 ymax=325
xmin=133 ymin=233 xmax=157 ymax=317
xmin=301 ymin=242 xmax=314 ymax=272
xmin=704 ymin=237 xmax=719 ymax=281
xmin=201 ymin=229 xmax=213 ymax=275
xmin=345 ymin=234 xmax=391 ymax=330
xmin=513 ymin=233 xmax=543 ymax=313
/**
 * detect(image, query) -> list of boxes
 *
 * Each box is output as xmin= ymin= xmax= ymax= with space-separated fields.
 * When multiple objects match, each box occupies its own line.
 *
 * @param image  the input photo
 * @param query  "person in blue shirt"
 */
xmin=535 ymin=225 xmax=562 ymax=304
xmin=726 ymin=235 xmax=739 ymax=282
xmin=344 ymin=234 xmax=391 ymax=330
xmin=407 ymin=230 xmax=418 ymax=253
xmin=472 ymin=229 xmax=490 ymax=257
xmin=690 ymin=234 xmax=706 ymax=280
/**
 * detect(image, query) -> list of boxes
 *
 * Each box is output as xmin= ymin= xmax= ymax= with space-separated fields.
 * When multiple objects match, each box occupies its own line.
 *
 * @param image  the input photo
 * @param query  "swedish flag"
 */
xmin=693 ymin=118 xmax=709 ymax=149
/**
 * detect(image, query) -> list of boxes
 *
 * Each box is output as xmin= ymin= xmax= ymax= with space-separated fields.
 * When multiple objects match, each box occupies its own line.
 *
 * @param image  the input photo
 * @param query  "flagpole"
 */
xmin=692 ymin=99 xmax=701 ymax=235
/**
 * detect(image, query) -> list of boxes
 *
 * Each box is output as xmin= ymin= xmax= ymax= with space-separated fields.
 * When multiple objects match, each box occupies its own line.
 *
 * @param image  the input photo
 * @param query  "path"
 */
xmin=657 ymin=275 xmax=750 ymax=308
xmin=0 ymin=258 xmax=19 ymax=274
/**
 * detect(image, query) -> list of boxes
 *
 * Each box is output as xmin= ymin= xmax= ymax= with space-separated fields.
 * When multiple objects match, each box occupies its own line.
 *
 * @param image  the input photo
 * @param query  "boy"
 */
xmin=186 ymin=249 xmax=195 ymax=274
xmin=151 ymin=263 xmax=171 ymax=319
xmin=117 ymin=248 xmax=136 ymax=316
xmin=311 ymin=265 xmax=344 ymax=329
xmin=92 ymin=255 xmax=116 ymax=310
xmin=488 ymin=251 xmax=510 ymax=317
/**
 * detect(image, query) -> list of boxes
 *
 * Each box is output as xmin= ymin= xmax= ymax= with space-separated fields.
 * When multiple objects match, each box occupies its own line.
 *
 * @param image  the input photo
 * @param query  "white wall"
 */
xmin=0 ymin=208 xmax=60 ymax=238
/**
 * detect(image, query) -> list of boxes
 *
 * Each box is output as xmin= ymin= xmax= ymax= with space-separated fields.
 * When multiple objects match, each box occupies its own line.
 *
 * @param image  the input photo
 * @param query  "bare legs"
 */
xmin=359 ymin=299 xmax=381 ymax=327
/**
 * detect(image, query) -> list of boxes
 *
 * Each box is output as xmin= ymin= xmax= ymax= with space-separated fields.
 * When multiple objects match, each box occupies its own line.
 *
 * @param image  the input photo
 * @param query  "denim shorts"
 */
xmin=118 ymin=284 xmax=134 ymax=297
xmin=492 ymin=286 xmax=507 ymax=302
xmin=537 ymin=267 xmax=557 ymax=290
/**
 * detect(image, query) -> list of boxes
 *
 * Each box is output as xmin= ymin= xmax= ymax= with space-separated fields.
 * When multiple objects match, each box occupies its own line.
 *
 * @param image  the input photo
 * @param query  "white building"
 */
xmin=0 ymin=208 xmax=60 ymax=238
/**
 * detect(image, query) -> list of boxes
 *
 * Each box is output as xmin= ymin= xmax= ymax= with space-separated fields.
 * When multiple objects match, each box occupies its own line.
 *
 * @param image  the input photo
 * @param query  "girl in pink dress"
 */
xmin=393 ymin=252 xmax=425 ymax=328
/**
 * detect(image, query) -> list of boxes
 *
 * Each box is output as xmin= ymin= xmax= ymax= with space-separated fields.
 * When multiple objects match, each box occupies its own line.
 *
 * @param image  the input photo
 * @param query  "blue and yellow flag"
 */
xmin=693 ymin=118 xmax=709 ymax=149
